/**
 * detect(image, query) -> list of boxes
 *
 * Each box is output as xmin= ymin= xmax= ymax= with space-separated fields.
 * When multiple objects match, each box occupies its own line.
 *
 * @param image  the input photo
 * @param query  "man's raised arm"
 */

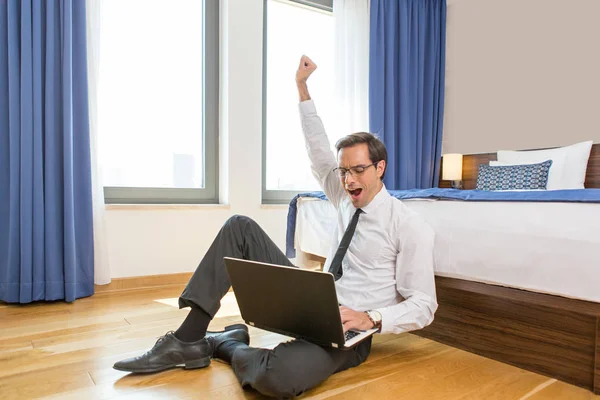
xmin=296 ymin=56 xmax=346 ymax=208
xmin=296 ymin=56 xmax=315 ymax=102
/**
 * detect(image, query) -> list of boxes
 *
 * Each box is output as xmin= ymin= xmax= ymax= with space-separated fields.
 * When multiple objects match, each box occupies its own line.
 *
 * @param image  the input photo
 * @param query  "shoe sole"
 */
xmin=113 ymin=356 xmax=211 ymax=374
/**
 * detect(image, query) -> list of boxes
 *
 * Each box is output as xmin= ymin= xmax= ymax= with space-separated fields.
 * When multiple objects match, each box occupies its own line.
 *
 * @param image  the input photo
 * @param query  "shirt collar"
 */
xmin=359 ymin=183 xmax=390 ymax=214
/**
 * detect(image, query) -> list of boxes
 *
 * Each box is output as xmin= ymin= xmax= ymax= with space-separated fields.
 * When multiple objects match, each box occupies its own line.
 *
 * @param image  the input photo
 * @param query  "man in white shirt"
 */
xmin=113 ymin=56 xmax=437 ymax=399
xmin=297 ymin=56 xmax=437 ymax=336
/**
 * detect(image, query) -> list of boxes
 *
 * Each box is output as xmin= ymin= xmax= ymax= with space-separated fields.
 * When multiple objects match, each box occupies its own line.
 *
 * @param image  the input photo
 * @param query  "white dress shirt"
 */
xmin=299 ymin=99 xmax=438 ymax=334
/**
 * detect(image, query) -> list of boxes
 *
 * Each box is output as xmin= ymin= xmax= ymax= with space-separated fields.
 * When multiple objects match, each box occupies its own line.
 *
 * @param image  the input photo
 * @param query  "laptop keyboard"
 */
xmin=344 ymin=330 xmax=361 ymax=342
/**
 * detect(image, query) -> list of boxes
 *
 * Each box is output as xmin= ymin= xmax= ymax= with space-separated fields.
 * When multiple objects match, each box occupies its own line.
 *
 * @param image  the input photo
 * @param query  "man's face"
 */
xmin=337 ymin=143 xmax=386 ymax=209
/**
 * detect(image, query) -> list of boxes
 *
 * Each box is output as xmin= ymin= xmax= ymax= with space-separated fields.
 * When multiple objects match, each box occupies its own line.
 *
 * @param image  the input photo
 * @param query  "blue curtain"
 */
xmin=0 ymin=0 xmax=94 ymax=303
xmin=369 ymin=0 xmax=446 ymax=190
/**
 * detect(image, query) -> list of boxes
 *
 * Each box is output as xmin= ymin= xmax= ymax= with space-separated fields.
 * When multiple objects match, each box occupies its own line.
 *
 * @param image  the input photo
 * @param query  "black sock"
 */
xmin=174 ymin=306 xmax=211 ymax=342
xmin=216 ymin=341 xmax=249 ymax=364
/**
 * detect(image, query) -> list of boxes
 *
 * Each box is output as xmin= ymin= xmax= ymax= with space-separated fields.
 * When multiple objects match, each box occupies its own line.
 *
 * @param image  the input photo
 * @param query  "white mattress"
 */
xmin=294 ymin=197 xmax=600 ymax=303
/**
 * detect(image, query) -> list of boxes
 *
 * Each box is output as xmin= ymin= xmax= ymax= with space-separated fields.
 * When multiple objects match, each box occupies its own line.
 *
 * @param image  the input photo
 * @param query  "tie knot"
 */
xmin=354 ymin=208 xmax=363 ymax=216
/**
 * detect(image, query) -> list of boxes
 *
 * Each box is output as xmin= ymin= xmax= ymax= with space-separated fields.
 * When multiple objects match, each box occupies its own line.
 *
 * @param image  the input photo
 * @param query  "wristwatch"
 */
xmin=365 ymin=310 xmax=382 ymax=332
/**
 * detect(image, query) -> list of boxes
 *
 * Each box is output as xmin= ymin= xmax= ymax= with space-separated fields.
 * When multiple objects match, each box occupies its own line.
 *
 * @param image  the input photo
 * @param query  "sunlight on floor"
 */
xmin=153 ymin=291 xmax=242 ymax=318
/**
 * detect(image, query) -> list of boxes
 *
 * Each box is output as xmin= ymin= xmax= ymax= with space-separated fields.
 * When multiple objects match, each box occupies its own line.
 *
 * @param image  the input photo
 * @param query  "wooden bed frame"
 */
xmin=421 ymin=143 xmax=600 ymax=394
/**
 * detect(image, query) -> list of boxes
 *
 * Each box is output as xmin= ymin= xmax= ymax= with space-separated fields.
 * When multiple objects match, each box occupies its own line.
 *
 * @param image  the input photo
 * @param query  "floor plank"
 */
xmin=1 ymin=285 xmax=598 ymax=399
xmin=524 ymin=379 xmax=599 ymax=400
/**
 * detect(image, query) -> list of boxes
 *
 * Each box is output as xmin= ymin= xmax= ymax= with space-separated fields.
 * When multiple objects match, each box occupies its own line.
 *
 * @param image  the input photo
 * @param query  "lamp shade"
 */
xmin=442 ymin=153 xmax=463 ymax=181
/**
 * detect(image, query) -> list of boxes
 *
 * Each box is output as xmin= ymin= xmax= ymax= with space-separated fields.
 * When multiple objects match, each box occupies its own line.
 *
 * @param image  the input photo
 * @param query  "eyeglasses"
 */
xmin=333 ymin=162 xmax=379 ymax=179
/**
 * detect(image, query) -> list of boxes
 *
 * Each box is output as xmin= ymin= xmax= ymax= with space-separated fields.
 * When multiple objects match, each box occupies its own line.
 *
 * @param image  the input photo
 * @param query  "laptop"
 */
xmin=223 ymin=257 xmax=377 ymax=349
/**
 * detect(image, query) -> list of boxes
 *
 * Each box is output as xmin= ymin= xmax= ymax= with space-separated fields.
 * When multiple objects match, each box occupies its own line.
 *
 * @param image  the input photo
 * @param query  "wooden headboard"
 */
xmin=439 ymin=143 xmax=600 ymax=189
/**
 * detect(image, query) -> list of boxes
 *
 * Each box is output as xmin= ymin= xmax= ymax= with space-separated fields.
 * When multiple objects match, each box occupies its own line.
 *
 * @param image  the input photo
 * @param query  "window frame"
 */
xmin=103 ymin=0 xmax=219 ymax=204
xmin=261 ymin=0 xmax=333 ymax=205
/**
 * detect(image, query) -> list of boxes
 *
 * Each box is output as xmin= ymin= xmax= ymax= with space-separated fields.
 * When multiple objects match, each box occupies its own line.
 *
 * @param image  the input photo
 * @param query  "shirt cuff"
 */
xmin=377 ymin=307 xmax=396 ymax=334
xmin=299 ymin=99 xmax=316 ymax=115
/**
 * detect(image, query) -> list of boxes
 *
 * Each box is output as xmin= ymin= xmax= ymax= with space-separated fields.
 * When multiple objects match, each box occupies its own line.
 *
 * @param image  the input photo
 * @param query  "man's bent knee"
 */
xmin=225 ymin=214 xmax=257 ymax=229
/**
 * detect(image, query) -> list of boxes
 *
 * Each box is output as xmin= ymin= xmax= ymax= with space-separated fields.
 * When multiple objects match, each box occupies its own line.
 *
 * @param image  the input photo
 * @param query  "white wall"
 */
xmin=105 ymin=0 xmax=290 ymax=278
xmin=442 ymin=0 xmax=600 ymax=154
xmin=107 ymin=0 xmax=600 ymax=278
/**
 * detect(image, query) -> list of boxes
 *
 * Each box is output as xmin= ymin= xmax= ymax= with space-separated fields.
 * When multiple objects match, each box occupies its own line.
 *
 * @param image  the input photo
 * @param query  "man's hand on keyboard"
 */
xmin=339 ymin=306 xmax=375 ymax=333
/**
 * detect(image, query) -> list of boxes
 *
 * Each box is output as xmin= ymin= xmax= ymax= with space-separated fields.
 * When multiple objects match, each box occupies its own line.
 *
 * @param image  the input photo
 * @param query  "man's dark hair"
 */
xmin=335 ymin=132 xmax=388 ymax=180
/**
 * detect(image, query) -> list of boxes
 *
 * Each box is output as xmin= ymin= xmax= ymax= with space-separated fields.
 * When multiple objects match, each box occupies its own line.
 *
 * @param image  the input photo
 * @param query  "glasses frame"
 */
xmin=333 ymin=161 xmax=380 ymax=179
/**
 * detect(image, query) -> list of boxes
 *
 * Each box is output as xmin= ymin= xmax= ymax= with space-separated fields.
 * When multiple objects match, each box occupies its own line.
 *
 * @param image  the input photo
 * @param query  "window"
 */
xmin=99 ymin=0 xmax=218 ymax=204
xmin=263 ymin=0 xmax=340 ymax=204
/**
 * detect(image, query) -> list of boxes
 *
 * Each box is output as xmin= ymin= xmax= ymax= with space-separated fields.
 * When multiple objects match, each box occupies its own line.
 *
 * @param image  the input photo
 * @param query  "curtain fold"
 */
xmin=369 ymin=0 xmax=446 ymax=189
xmin=333 ymin=0 xmax=370 ymax=139
xmin=86 ymin=0 xmax=110 ymax=285
xmin=0 ymin=0 xmax=94 ymax=303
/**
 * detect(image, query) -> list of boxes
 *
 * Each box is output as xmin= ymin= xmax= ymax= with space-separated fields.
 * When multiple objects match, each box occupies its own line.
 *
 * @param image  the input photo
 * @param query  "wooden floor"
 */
xmin=1 ymin=286 xmax=599 ymax=400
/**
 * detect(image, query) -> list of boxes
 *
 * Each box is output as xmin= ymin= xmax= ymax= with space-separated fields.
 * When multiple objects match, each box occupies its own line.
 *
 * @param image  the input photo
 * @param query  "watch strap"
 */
xmin=365 ymin=310 xmax=382 ymax=332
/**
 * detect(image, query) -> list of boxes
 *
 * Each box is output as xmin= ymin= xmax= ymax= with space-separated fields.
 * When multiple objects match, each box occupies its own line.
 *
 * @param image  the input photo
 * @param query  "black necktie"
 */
xmin=328 ymin=208 xmax=363 ymax=281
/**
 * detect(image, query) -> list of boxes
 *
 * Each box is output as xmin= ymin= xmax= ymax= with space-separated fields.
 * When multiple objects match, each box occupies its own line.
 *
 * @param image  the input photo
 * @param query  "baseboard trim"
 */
xmin=94 ymin=272 xmax=193 ymax=293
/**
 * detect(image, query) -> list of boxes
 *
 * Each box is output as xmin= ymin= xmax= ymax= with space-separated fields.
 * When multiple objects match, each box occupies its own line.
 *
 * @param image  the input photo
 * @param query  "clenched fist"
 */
xmin=296 ymin=55 xmax=317 ymax=84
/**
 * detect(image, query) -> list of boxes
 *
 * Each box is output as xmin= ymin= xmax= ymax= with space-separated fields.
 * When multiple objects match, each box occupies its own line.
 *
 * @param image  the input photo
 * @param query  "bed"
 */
xmin=286 ymin=143 xmax=600 ymax=394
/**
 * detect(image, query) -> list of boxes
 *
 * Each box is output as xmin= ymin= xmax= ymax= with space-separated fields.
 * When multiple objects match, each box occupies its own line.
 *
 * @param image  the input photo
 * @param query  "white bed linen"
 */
xmin=294 ymin=197 xmax=600 ymax=303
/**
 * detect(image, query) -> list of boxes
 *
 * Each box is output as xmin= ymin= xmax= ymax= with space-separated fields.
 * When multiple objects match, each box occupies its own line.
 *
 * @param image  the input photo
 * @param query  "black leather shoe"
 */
xmin=205 ymin=323 xmax=248 ymax=339
xmin=113 ymin=331 xmax=212 ymax=373
xmin=207 ymin=327 xmax=251 ymax=359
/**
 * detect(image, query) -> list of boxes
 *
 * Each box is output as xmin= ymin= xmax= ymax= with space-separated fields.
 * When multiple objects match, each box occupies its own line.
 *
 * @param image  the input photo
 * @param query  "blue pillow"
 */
xmin=476 ymin=159 xmax=553 ymax=191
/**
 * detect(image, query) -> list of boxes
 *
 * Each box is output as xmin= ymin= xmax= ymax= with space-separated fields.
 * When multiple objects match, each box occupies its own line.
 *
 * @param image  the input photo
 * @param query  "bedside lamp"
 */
xmin=442 ymin=153 xmax=463 ymax=189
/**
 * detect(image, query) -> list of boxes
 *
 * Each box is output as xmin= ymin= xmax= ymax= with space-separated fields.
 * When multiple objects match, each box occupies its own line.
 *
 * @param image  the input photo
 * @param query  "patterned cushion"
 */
xmin=476 ymin=160 xmax=553 ymax=191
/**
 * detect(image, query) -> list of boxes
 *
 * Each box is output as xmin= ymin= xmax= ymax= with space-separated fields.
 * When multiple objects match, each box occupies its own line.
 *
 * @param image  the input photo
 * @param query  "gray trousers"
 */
xmin=179 ymin=215 xmax=372 ymax=399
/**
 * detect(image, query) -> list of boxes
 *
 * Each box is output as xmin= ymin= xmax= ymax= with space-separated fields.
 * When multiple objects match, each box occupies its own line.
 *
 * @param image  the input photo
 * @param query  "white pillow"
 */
xmin=493 ymin=141 xmax=593 ymax=190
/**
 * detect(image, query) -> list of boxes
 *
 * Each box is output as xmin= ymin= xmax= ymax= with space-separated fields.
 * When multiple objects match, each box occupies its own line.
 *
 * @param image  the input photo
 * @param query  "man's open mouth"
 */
xmin=348 ymin=188 xmax=363 ymax=199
